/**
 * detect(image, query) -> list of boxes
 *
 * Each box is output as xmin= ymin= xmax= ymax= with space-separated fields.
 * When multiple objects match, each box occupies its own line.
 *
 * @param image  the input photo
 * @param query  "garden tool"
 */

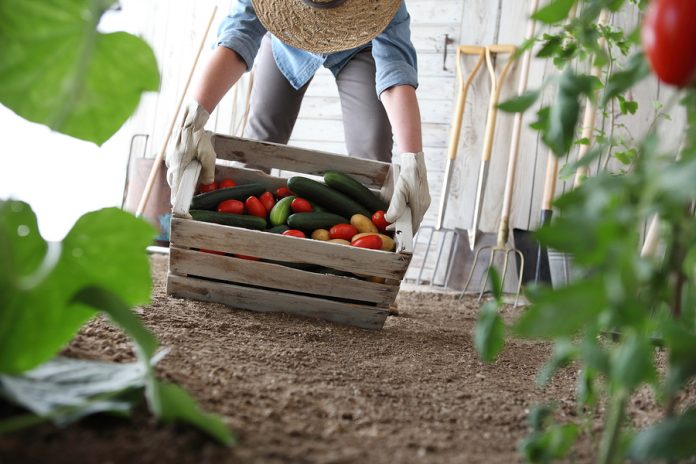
xmin=462 ymin=0 xmax=539 ymax=305
xmin=412 ymin=45 xmax=486 ymax=286
xmin=467 ymin=44 xmax=518 ymax=251
xmin=513 ymin=7 xmax=607 ymax=285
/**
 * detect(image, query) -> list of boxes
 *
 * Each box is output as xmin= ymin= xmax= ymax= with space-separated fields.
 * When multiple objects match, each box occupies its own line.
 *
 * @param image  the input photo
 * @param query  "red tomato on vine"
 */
xmin=642 ymin=0 xmax=696 ymax=87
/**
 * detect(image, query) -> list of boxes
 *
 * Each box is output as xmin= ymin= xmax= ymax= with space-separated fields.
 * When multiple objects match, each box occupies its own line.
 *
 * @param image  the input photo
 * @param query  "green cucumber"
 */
xmin=323 ymin=170 xmax=388 ymax=214
xmin=190 ymin=210 xmax=267 ymax=230
xmin=287 ymin=176 xmax=370 ymax=218
xmin=287 ymin=212 xmax=348 ymax=231
xmin=191 ymin=183 xmax=265 ymax=210
xmin=269 ymin=196 xmax=295 ymax=226
xmin=266 ymin=224 xmax=290 ymax=234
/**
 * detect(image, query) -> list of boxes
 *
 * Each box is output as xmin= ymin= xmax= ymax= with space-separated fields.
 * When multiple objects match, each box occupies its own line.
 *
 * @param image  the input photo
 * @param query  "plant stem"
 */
xmin=598 ymin=391 xmax=627 ymax=464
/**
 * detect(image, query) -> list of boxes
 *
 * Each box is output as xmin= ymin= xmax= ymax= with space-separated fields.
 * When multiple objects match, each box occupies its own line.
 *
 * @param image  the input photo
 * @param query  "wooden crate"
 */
xmin=167 ymin=134 xmax=413 ymax=330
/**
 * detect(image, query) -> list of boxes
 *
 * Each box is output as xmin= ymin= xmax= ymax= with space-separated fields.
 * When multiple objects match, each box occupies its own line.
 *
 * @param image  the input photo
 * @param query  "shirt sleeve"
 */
xmin=216 ymin=0 xmax=267 ymax=70
xmin=371 ymin=2 xmax=419 ymax=97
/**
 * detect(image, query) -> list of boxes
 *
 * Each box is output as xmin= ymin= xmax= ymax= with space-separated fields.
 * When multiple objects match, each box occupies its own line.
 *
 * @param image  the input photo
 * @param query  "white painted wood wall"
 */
xmin=121 ymin=0 xmax=686 ymax=287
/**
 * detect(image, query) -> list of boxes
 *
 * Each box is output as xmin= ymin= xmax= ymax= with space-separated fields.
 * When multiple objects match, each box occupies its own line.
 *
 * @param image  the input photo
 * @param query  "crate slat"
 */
xmin=170 ymin=218 xmax=411 ymax=280
xmin=170 ymin=247 xmax=400 ymax=305
xmin=167 ymin=273 xmax=389 ymax=330
xmin=212 ymin=135 xmax=390 ymax=188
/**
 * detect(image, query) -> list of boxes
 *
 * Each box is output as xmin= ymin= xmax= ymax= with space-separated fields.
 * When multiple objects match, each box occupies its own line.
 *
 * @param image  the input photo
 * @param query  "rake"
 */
xmin=412 ymin=45 xmax=486 ymax=287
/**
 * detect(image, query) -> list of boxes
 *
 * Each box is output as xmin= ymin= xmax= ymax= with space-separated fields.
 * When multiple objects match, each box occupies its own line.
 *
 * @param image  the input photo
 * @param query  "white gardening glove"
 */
xmin=385 ymin=152 xmax=431 ymax=234
xmin=166 ymin=101 xmax=217 ymax=203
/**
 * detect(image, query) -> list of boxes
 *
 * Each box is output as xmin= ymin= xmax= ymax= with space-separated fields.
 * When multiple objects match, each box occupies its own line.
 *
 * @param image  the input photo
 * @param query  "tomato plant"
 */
xmin=291 ymin=197 xmax=313 ymax=213
xmin=245 ymin=196 xmax=266 ymax=218
xmin=329 ymin=224 xmax=358 ymax=241
xmin=198 ymin=181 xmax=218 ymax=193
xmin=642 ymin=0 xmax=696 ymax=87
xmin=217 ymin=199 xmax=245 ymax=215
xmin=371 ymin=210 xmax=390 ymax=232
xmin=259 ymin=191 xmax=275 ymax=212
xmin=352 ymin=235 xmax=382 ymax=250
xmin=282 ymin=229 xmax=306 ymax=238
xmin=218 ymin=178 xmax=237 ymax=189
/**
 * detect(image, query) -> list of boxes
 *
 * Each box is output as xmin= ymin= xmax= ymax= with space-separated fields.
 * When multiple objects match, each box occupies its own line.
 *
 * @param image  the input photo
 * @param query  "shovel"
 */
xmin=468 ymin=45 xmax=517 ymax=251
xmin=413 ymin=46 xmax=486 ymax=286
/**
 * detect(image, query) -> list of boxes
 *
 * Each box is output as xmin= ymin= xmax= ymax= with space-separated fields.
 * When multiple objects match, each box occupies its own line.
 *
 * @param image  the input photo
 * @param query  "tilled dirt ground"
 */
xmin=0 ymin=254 xmax=680 ymax=464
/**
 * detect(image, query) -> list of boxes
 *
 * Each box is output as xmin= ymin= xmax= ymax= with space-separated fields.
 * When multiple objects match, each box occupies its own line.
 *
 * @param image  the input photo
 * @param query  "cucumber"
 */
xmin=190 ymin=210 xmax=267 ymax=230
xmin=191 ymin=183 xmax=265 ymax=210
xmin=323 ymin=170 xmax=388 ymax=214
xmin=287 ymin=212 xmax=348 ymax=231
xmin=266 ymin=224 xmax=290 ymax=234
xmin=269 ymin=196 xmax=295 ymax=226
xmin=287 ymin=176 xmax=370 ymax=218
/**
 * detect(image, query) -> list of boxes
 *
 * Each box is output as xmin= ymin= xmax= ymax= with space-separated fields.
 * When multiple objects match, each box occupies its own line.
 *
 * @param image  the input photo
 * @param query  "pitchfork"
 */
xmin=462 ymin=2 xmax=540 ymax=305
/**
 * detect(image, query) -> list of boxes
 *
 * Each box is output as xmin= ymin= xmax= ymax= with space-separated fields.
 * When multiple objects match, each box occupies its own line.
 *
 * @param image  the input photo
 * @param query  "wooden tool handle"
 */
xmin=499 ymin=0 xmax=540 ymax=224
xmin=480 ymin=45 xmax=517 ymax=163
xmin=135 ymin=5 xmax=218 ymax=217
xmin=447 ymin=46 xmax=486 ymax=161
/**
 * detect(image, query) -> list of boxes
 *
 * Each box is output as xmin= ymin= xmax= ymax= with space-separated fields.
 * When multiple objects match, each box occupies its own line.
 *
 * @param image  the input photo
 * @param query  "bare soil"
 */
xmin=0 ymin=254 xmax=678 ymax=464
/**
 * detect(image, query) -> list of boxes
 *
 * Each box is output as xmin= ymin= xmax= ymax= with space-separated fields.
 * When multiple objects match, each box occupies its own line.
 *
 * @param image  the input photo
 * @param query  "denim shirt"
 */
xmin=217 ymin=0 xmax=418 ymax=97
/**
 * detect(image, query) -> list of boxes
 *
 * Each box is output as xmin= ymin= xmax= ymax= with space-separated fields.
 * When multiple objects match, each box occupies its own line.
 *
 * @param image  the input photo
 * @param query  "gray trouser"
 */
xmin=243 ymin=35 xmax=393 ymax=163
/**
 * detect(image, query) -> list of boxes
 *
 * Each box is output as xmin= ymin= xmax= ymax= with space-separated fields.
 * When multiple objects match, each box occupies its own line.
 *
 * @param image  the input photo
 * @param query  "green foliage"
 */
xmin=0 ymin=202 xmax=153 ymax=374
xmin=0 ymin=0 xmax=160 ymax=145
xmin=473 ymin=269 xmax=505 ymax=363
xmin=0 ymin=2 xmax=234 ymax=446
xmin=483 ymin=0 xmax=696 ymax=462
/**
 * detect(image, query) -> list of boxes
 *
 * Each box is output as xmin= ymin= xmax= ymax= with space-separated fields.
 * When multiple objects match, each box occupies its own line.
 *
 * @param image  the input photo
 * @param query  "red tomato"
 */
xmin=219 ymin=178 xmax=237 ymax=189
xmin=642 ymin=0 xmax=696 ymax=87
xmin=200 ymin=248 xmax=225 ymax=255
xmin=291 ymin=197 xmax=313 ymax=213
xmin=198 ymin=181 xmax=218 ymax=193
xmin=234 ymin=254 xmax=260 ymax=261
xmin=371 ymin=210 xmax=391 ymax=233
xmin=330 ymin=224 xmax=358 ymax=241
xmin=282 ymin=229 xmax=306 ymax=238
xmin=217 ymin=199 xmax=245 ymax=215
xmin=275 ymin=186 xmax=293 ymax=199
xmin=245 ymin=196 xmax=266 ymax=218
xmin=259 ymin=191 xmax=275 ymax=212
xmin=352 ymin=235 xmax=382 ymax=250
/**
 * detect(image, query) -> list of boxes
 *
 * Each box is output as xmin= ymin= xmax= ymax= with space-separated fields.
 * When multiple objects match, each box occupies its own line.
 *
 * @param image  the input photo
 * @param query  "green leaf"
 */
xmin=537 ymin=34 xmax=563 ymax=58
xmin=537 ymin=339 xmax=577 ymax=386
xmin=0 ymin=203 xmax=154 ymax=374
xmin=544 ymin=69 xmax=597 ymax=156
xmin=0 ymin=356 xmax=147 ymax=430
xmin=627 ymin=410 xmax=696 ymax=461
xmin=610 ymin=332 xmax=656 ymax=391
xmin=601 ymin=53 xmax=650 ymax=106
xmin=499 ymin=89 xmax=542 ymax=113
xmin=148 ymin=381 xmax=236 ymax=446
xmin=514 ymin=276 xmax=607 ymax=339
xmin=662 ymin=320 xmax=696 ymax=394
xmin=532 ymin=0 xmax=577 ymax=24
xmin=0 ymin=0 xmax=160 ymax=145
xmin=473 ymin=301 xmax=505 ymax=363
xmin=72 ymin=286 xmax=157 ymax=360
xmin=614 ymin=148 xmax=637 ymax=165
xmin=617 ymin=95 xmax=638 ymax=115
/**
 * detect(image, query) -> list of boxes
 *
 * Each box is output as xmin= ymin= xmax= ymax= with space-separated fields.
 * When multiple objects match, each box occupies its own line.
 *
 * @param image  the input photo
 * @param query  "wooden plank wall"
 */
xmin=121 ymin=0 xmax=686 ymax=287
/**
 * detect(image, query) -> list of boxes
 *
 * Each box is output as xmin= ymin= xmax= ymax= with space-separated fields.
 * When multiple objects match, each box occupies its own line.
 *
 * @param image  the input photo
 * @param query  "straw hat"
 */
xmin=251 ymin=0 xmax=402 ymax=54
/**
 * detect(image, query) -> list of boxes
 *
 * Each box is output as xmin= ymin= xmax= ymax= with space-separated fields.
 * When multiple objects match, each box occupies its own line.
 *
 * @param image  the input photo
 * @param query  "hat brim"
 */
xmin=252 ymin=0 xmax=402 ymax=54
